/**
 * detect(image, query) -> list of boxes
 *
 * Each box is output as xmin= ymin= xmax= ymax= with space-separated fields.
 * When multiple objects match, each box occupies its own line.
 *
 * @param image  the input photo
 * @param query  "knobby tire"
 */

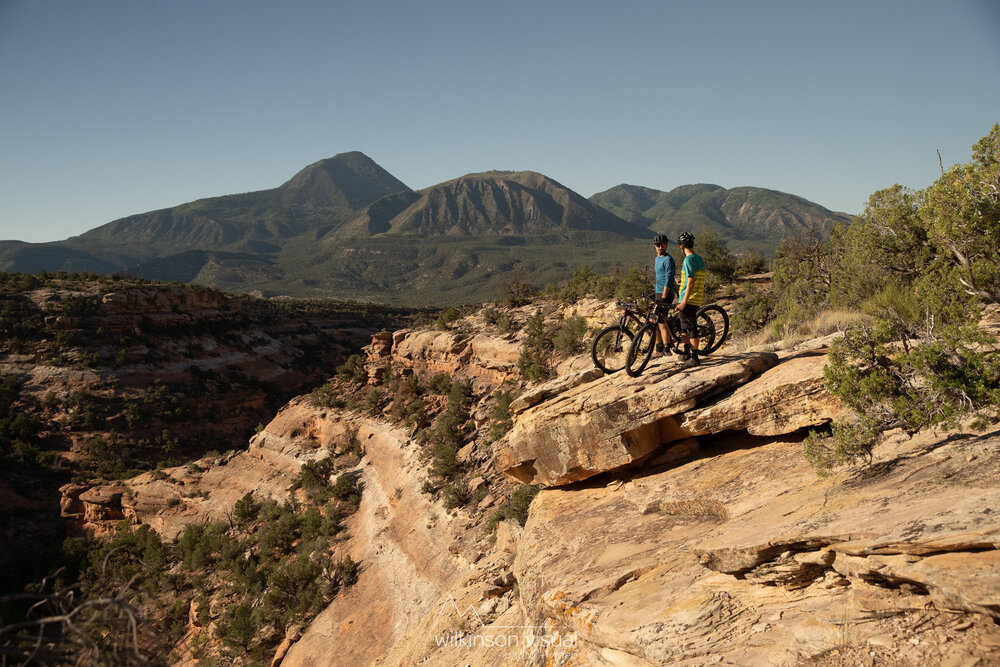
xmin=625 ymin=323 xmax=657 ymax=377
xmin=695 ymin=304 xmax=729 ymax=355
xmin=591 ymin=325 xmax=634 ymax=374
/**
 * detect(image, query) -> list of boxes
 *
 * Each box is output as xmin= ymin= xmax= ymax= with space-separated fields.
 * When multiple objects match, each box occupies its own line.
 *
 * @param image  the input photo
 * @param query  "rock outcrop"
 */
xmin=496 ymin=351 xmax=782 ymax=486
xmin=504 ymin=427 xmax=1000 ymax=665
xmin=680 ymin=351 xmax=847 ymax=437
xmin=53 ymin=308 xmax=1000 ymax=666
xmin=61 ymin=398 xmax=366 ymax=539
xmin=281 ymin=414 xmax=469 ymax=666
xmin=381 ymin=329 xmax=521 ymax=390
xmin=378 ymin=427 xmax=1000 ymax=666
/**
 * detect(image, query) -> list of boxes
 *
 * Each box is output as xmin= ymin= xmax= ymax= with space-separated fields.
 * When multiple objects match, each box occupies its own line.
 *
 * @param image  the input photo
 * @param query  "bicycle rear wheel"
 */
xmin=591 ymin=325 xmax=634 ymax=374
xmin=695 ymin=304 xmax=730 ymax=355
xmin=625 ymin=323 xmax=657 ymax=377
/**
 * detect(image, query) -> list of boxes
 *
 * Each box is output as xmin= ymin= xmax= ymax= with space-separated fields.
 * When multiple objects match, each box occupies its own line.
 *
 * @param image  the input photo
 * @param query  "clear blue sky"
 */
xmin=1 ymin=0 xmax=998 ymax=243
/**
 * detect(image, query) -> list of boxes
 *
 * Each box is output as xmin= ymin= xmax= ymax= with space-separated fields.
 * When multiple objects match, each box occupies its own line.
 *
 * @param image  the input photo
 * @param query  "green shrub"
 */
xmin=697 ymin=230 xmax=737 ymax=284
xmin=258 ymin=502 xmax=299 ymax=556
xmin=552 ymin=315 xmax=588 ymax=356
xmin=216 ymin=603 xmax=257 ymax=652
xmin=731 ymin=289 xmax=777 ymax=334
xmin=334 ymin=555 xmax=359 ymax=586
xmin=331 ymin=473 xmax=364 ymax=509
xmin=501 ymin=271 xmax=539 ymax=307
xmin=310 ymin=380 xmax=345 ymax=409
xmin=233 ymin=492 xmax=259 ymax=527
xmin=363 ymin=387 xmax=384 ymax=417
xmin=489 ymin=485 xmax=540 ymax=529
xmin=796 ymin=125 xmax=1000 ymax=473
xmin=518 ymin=311 xmax=552 ymax=382
xmin=336 ymin=354 xmax=367 ymax=385
xmin=435 ymin=307 xmax=461 ymax=330
xmin=427 ymin=373 xmax=453 ymax=395
xmin=442 ymin=480 xmax=471 ymax=510
xmin=735 ymin=249 xmax=769 ymax=275
xmin=487 ymin=389 xmax=517 ymax=443
xmin=291 ymin=457 xmax=336 ymax=502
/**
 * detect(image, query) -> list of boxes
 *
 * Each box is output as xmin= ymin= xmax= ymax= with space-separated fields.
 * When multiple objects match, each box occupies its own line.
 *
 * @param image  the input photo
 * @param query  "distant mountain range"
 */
xmin=0 ymin=152 xmax=851 ymax=305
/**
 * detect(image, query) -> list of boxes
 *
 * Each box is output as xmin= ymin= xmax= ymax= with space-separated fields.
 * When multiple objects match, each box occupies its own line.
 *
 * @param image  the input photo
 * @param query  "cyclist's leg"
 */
xmin=652 ymin=301 xmax=669 ymax=355
xmin=658 ymin=296 xmax=675 ymax=349
xmin=678 ymin=305 xmax=700 ymax=364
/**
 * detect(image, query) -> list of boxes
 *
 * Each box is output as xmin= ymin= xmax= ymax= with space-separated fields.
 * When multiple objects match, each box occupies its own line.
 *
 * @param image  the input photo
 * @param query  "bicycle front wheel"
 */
xmin=591 ymin=325 xmax=634 ymax=374
xmin=625 ymin=323 xmax=657 ymax=377
xmin=695 ymin=304 xmax=730 ymax=355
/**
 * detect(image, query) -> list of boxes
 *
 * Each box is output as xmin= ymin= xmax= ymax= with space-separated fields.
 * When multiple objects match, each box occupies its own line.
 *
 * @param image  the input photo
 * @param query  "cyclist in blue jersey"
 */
xmin=651 ymin=235 xmax=676 ymax=357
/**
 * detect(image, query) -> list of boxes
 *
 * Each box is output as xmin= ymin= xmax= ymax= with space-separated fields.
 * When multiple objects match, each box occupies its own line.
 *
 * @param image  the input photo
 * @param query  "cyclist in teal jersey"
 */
xmin=674 ymin=232 xmax=706 ymax=368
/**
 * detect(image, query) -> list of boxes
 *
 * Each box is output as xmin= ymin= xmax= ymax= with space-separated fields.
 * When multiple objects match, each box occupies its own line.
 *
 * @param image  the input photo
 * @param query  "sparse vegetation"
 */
xmin=488 ymin=484 xmax=540 ymax=530
xmin=0 ymin=271 xmax=420 ymax=648
xmin=2 ymin=462 xmax=365 ymax=665
xmin=772 ymin=124 xmax=1000 ymax=473
xmin=518 ymin=310 xmax=553 ymax=382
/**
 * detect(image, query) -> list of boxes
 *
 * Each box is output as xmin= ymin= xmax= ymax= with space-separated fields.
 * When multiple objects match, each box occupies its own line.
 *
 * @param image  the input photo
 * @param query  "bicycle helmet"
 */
xmin=677 ymin=231 xmax=695 ymax=248
xmin=652 ymin=234 xmax=668 ymax=246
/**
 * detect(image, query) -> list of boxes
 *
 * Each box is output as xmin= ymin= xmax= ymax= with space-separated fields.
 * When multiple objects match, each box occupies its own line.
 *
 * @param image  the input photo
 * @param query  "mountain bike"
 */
xmin=590 ymin=299 xmax=654 ymax=374
xmin=624 ymin=301 xmax=729 ymax=377
xmin=591 ymin=298 xmax=730 ymax=375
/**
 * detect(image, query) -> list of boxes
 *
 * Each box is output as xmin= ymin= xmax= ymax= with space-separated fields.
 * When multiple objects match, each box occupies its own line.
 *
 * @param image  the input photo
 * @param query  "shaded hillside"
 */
xmin=0 ymin=241 xmax=120 ymax=275
xmin=61 ymin=152 xmax=411 ymax=265
xmin=130 ymin=250 xmax=283 ymax=284
xmin=340 ymin=190 xmax=422 ymax=235
xmin=590 ymin=183 xmax=852 ymax=243
xmin=281 ymin=234 xmax=645 ymax=306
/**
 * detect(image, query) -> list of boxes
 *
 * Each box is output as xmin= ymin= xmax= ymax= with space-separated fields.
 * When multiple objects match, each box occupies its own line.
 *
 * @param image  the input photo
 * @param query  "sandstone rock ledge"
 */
xmin=503 ymin=427 xmax=1000 ymax=665
xmin=375 ymin=427 xmax=1000 ymax=666
xmin=495 ymin=352 xmax=782 ymax=487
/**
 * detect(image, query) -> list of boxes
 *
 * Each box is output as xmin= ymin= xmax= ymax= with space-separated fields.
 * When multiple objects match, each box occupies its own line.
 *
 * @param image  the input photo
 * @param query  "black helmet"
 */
xmin=678 ymin=232 xmax=695 ymax=248
xmin=652 ymin=234 xmax=668 ymax=245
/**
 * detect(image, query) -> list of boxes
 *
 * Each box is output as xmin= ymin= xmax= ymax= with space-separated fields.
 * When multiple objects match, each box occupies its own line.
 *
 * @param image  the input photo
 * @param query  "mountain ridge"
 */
xmin=589 ymin=183 xmax=851 ymax=241
xmin=0 ymin=153 xmax=853 ymax=305
xmin=333 ymin=171 xmax=649 ymax=239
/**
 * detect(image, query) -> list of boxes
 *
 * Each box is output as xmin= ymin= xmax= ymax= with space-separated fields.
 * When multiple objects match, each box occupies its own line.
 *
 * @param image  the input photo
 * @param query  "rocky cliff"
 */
xmin=65 ymin=302 xmax=1000 ymax=665
xmin=0 ymin=276 xmax=417 ymax=599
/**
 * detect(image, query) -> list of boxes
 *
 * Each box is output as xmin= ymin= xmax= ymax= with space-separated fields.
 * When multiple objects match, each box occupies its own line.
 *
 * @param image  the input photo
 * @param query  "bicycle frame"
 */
xmin=617 ymin=301 xmax=658 ymax=332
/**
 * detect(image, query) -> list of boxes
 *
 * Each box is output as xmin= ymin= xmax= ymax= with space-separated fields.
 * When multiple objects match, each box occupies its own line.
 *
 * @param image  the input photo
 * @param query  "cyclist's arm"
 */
xmin=676 ymin=276 xmax=694 ymax=310
xmin=664 ymin=259 xmax=676 ymax=300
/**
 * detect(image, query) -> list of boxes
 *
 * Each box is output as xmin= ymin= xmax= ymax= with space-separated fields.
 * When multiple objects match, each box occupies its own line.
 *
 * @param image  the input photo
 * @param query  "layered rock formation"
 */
xmin=61 ymin=307 xmax=1000 ymax=665
xmin=363 ymin=327 xmax=1000 ymax=665
xmin=501 ymin=427 xmax=1000 ymax=665
xmin=494 ymin=346 xmax=850 ymax=487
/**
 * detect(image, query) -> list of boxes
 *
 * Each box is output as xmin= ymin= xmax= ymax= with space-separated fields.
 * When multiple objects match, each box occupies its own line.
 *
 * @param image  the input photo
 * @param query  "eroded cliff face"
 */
xmin=2 ymin=279 xmax=419 ymax=602
xmin=361 ymin=324 xmax=1000 ymax=665
xmin=66 ymin=302 xmax=1000 ymax=665
xmin=502 ymin=428 xmax=1000 ymax=666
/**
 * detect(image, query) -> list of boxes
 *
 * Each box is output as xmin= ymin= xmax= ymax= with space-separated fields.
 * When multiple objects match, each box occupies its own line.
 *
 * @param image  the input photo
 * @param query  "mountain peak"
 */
xmin=278 ymin=152 xmax=410 ymax=209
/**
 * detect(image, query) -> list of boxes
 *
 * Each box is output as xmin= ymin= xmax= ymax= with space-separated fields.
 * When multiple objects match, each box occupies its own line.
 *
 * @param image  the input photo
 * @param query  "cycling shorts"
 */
xmin=678 ymin=304 xmax=699 ymax=336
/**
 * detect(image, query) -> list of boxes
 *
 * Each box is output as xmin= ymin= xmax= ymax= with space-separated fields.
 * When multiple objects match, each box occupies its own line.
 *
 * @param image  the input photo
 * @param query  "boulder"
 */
xmin=495 ymin=352 xmax=778 ymax=486
xmin=680 ymin=352 xmax=847 ymax=437
xmin=494 ymin=519 xmax=522 ymax=555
